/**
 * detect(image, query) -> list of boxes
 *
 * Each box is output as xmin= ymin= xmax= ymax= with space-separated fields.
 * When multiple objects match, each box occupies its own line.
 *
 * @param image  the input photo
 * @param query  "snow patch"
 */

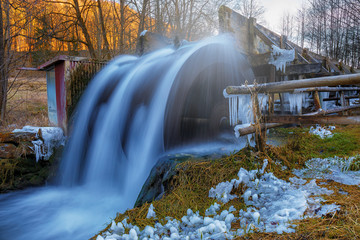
xmin=294 ymin=156 xmax=360 ymax=185
xmin=309 ymin=125 xmax=335 ymax=139
xmin=99 ymin=159 xmax=343 ymax=239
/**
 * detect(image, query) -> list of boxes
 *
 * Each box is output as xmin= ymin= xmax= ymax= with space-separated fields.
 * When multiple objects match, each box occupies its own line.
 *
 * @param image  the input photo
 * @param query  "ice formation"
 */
xmin=287 ymin=93 xmax=304 ymax=114
xmin=294 ymin=156 xmax=360 ymax=186
xmin=224 ymin=90 xmax=268 ymax=127
xmin=268 ymin=45 xmax=295 ymax=72
xmin=13 ymin=126 xmax=65 ymax=162
xmin=98 ymin=160 xmax=340 ymax=240
xmin=309 ymin=125 xmax=335 ymax=139
xmin=146 ymin=204 xmax=156 ymax=219
xmin=225 ymin=93 xmax=253 ymax=126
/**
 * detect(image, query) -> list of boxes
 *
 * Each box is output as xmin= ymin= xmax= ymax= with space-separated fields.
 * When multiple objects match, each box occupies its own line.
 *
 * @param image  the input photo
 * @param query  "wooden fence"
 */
xmin=67 ymin=61 xmax=107 ymax=118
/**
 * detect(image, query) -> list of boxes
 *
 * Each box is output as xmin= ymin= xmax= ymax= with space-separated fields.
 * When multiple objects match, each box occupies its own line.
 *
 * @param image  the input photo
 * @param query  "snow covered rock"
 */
xmin=13 ymin=126 xmax=65 ymax=162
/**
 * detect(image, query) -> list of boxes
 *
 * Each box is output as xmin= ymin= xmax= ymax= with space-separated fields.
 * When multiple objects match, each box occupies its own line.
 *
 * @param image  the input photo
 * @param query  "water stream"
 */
xmin=0 ymin=35 xmax=254 ymax=240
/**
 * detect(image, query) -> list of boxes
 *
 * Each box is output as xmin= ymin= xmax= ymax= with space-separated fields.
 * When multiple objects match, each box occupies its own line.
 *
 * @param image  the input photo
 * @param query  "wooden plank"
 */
xmin=226 ymin=73 xmax=360 ymax=95
xmin=285 ymin=63 xmax=322 ymax=75
xmin=324 ymin=95 xmax=359 ymax=101
xmin=295 ymin=87 xmax=360 ymax=92
xmin=265 ymin=115 xmax=360 ymax=125
xmin=254 ymin=26 xmax=277 ymax=47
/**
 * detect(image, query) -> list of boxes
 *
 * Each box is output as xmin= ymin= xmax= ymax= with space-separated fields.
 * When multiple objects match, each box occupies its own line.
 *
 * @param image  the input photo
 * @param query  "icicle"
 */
xmin=225 ymin=93 xmax=253 ymax=126
xmin=268 ymin=45 xmax=295 ymax=73
xmin=288 ymin=93 xmax=303 ymax=114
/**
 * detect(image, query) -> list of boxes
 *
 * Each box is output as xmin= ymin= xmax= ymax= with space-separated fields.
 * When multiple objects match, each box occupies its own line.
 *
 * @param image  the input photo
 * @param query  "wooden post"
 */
xmin=252 ymin=92 xmax=265 ymax=152
xmin=268 ymin=65 xmax=276 ymax=115
xmin=248 ymin=17 xmax=256 ymax=55
xmin=280 ymin=35 xmax=287 ymax=49
xmin=340 ymin=91 xmax=347 ymax=115
xmin=313 ymin=91 xmax=321 ymax=110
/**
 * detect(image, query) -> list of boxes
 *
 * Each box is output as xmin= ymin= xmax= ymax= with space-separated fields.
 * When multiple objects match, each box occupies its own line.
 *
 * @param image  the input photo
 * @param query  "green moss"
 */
xmin=270 ymin=126 xmax=360 ymax=163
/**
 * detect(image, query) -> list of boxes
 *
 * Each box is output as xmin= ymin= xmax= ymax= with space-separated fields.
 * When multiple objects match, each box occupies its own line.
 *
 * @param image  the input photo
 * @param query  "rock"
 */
xmin=134 ymin=153 xmax=200 ymax=208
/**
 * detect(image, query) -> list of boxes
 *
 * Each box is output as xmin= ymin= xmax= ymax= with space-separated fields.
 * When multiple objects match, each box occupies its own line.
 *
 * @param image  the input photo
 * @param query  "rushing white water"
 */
xmin=0 ymin=35 xmax=254 ymax=240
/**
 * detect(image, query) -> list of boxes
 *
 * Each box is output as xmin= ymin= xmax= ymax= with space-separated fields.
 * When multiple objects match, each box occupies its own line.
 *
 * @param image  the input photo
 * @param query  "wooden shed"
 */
xmin=22 ymin=55 xmax=106 ymax=133
xmin=34 ymin=56 xmax=87 ymax=130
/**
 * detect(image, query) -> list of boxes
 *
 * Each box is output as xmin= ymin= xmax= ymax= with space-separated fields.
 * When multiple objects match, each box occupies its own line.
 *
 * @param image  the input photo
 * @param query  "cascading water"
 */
xmin=0 ymin=35 xmax=254 ymax=240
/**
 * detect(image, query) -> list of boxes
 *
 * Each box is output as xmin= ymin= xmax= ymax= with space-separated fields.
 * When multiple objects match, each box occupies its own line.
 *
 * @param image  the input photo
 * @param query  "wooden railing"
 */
xmin=224 ymin=73 xmax=360 ymax=151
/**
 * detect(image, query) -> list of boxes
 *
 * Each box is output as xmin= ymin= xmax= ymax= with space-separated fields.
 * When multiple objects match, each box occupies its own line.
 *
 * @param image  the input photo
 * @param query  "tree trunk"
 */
xmin=0 ymin=0 xmax=7 ymax=124
xmin=97 ymin=0 xmax=111 ymax=59
xmin=138 ymin=0 xmax=149 ymax=37
xmin=72 ymin=0 xmax=97 ymax=59
xmin=120 ymin=0 xmax=125 ymax=53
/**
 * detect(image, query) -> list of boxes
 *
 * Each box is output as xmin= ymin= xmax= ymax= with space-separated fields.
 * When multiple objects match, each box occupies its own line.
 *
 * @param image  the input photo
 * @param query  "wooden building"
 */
xmin=218 ymin=6 xmax=357 ymax=84
xmin=23 ymin=56 xmax=105 ymax=132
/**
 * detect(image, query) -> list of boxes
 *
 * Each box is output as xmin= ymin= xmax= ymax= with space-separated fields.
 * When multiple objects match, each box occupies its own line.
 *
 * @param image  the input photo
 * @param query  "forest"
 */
xmin=0 ymin=0 xmax=359 ymax=124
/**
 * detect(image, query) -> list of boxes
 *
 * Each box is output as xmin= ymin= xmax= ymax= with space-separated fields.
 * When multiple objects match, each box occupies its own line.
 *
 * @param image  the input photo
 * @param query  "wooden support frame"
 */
xmin=226 ymin=73 xmax=360 ymax=95
xmin=266 ymin=115 xmax=360 ymax=125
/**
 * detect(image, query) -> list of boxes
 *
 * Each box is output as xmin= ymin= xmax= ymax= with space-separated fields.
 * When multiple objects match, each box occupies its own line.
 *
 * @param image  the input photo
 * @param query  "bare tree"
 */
xmin=234 ymin=0 xmax=265 ymax=20
xmin=280 ymin=12 xmax=294 ymax=40
xmin=0 ymin=0 xmax=6 ymax=123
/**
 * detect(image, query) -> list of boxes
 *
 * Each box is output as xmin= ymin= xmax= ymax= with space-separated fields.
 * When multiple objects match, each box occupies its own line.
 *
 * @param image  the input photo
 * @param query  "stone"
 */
xmin=134 ymin=153 xmax=201 ymax=208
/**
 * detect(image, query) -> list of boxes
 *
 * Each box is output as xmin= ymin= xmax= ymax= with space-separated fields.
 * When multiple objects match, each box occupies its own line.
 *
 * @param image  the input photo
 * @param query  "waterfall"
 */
xmin=0 ymin=34 xmax=254 ymax=240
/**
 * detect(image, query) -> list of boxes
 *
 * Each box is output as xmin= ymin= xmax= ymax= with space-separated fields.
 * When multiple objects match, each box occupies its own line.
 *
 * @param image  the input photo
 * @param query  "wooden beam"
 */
xmin=285 ymin=63 xmax=322 ymax=75
xmin=236 ymin=123 xmax=285 ymax=136
xmin=266 ymin=115 xmax=360 ymax=125
xmin=295 ymin=87 xmax=360 ymax=92
xmin=226 ymin=73 xmax=360 ymax=95
xmin=323 ymin=95 xmax=359 ymax=101
xmin=254 ymin=26 xmax=277 ymax=47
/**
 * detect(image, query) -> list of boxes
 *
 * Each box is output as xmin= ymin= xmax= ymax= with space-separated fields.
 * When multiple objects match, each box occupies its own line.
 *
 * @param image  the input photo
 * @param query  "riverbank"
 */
xmin=93 ymin=125 xmax=360 ymax=239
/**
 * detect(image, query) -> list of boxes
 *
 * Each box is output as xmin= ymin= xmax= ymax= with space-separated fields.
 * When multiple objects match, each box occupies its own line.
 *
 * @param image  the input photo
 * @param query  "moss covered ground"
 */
xmin=93 ymin=125 xmax=360 ymax=239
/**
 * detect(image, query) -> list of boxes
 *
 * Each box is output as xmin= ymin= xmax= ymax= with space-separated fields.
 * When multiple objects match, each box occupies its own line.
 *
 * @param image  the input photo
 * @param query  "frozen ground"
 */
xmin=97 ymin=156 xmax=360 ymax=240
